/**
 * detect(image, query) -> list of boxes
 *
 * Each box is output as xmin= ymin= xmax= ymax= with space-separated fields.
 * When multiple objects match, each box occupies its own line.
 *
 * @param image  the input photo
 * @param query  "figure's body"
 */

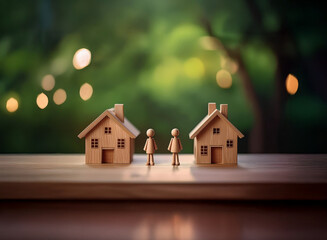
xmin=143 ymin=129 xmax=158 ymax=166
xmin=168 ymin=128 xmax=183 ymax=166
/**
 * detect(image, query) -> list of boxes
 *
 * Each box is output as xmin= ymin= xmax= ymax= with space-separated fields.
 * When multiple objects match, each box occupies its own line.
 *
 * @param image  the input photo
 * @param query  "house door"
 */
xmin=102 ymin=149 xmax=114 ymax=163
xmin=211 ymin=147 xmax=222 ymax=164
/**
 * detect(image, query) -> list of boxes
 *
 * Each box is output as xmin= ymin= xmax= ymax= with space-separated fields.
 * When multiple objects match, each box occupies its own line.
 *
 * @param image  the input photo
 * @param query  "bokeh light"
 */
xmin=36 ymin=93 xmax=48 ymax=109
xmin=79 ymin=83 xmax=93 ymax=101
xmin=183 ymin=58 xmax=205 ymax=79
xmin=6 ymin=97 xmax=19 ymax=113
xmin=73 ymin=48 xmax=91 ymax=70
xmin=216 ymin=69 xmax=232 ymax=89
xmin=286 ymin=74 xmax=299 ymax=95
xmin=53 ymin=89 xmax=67 ymax=105
xmin=199 ymin=36 xmax=220 ymax=50
xmin=220 ymin=56 xmax=239 ymax=74
xmin=41 ymin=74 xmax=55 ymax=91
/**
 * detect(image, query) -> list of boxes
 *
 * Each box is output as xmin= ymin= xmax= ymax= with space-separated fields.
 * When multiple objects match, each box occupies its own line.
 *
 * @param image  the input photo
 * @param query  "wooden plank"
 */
xmin=0 ymin=154 xmax=327 ymax=200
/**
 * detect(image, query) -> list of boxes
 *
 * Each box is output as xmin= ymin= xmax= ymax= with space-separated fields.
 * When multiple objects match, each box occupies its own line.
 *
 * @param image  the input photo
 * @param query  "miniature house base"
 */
xmin=189 ymin=103 xmax=244 ymax=165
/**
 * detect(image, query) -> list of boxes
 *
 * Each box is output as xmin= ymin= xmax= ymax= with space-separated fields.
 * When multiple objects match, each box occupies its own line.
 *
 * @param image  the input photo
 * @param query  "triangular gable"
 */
xmin=78 ymin=109 xmax=140 ymax=139
xmin=189 ymin=109 xmax=244 ymax=139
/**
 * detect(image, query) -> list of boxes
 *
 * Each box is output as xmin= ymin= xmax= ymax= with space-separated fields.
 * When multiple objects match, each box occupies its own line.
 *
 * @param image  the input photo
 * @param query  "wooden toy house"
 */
xmin=189 ymin=103 xmax=244 ymax=165
xmin=78 ymin=104 xmax=140 ymax=164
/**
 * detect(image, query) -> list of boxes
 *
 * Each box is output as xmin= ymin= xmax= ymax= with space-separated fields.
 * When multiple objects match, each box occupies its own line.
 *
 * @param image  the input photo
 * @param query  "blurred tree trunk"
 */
xmin=202 ymin=0 xmax=296 ymax=153
xmin=202 ymin=19 xmax=265 ymax=152
xmin=245 ymin=0 xmax=296 ymax=152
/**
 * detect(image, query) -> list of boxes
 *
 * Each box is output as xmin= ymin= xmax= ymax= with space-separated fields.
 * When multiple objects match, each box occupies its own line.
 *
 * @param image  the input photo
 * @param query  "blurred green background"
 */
xmin=0 ymin=0 xmax=326 ymax=153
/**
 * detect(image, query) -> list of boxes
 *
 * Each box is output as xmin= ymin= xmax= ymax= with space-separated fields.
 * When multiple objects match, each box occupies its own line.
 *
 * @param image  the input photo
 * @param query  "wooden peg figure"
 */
xmin=143 ymin=129 xmax=158 ymax=166
xmin=168 ymin=128 xmax=183 ymax=166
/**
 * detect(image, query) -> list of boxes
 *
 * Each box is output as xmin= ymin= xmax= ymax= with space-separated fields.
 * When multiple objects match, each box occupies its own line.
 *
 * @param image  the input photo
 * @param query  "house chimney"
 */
xmin=114 ymin=104 xmax=124 ymax=122
xmin=208 ymin=103 xmax=216 ymax=115
xmin=220 ymin=104 xmax=228 ymax=118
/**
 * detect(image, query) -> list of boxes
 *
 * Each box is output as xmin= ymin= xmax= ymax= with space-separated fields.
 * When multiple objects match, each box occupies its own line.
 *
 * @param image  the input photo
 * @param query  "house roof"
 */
xmin=189 ymin=109 xmax=244 ymax=139
xmin=78 ymin=108 xmax=140 ymax=139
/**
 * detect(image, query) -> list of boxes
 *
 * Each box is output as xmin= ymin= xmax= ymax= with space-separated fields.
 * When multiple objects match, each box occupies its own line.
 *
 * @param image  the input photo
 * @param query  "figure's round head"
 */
xmin=146 ymin=129 xmax=155 ymax=137
xmin=171 ymin=128 xmax=179 ymax=137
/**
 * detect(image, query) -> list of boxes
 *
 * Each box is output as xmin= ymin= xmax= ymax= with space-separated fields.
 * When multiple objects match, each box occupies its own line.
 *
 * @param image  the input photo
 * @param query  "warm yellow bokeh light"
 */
xmin=216 ymin=69 xmax=232 ymax=89
xmin=199 ymin=36 xmax=220 ymax=50
xmin=53 ymin=89 xmax=67 ymax=105
xmin=184 ymin=58 xmax=205 ymax=79
xmin=79 ymin=83 xmax=93 ymax=101
xmin=41 ymin=74 xmax=55 ymax=91
xmin=286 ymin=74 xmax=299 ymax=95
xmin=6 ymin=97 xmax=19 ymax=113
xmin=36 ymin=93 xmax=48 ymax=109
xmin=73 ymin=48 xmax=91 ymax=70
xmin=220 ymin=56 xmax=238 ymax=74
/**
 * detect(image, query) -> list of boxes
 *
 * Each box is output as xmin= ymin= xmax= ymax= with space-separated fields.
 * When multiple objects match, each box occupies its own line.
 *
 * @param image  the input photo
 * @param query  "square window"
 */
xmin=117 ymin=139 xmax=125 ymax=149
xmin=213 ymin=128 xmax=220 ymax=134
xmin=105 ymin=127 xmax=112 ymax=134
xmin=91 ymin=139 xmax=98 ymax=148
xmin=201 ymin=145 xmax=208 ymax=155
xmin=227 ymin=140 xmax=233 ymax=148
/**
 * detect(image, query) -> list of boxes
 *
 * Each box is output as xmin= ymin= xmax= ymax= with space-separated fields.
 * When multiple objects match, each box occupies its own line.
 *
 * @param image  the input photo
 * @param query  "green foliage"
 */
xmin=0 ymin=0 xmax=326 ymax=153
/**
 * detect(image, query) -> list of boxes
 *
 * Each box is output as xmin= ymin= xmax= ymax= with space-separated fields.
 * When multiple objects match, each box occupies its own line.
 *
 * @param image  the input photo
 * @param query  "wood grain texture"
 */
xmin=211 ymin=146 xmax=222 ymax=163
xmin=78 ymin=108 xmax=140 ymax=139
xmin=0 ymin=154 xmax=327 ymax=200
xmin=189 ymin=103 xmax=244 ymax=165
xmin=195 ymin=116 xmax=238 ymax=164
xmin=78 ymin=105 xmax=140 ymax=164
xmin=85 ymin=116 xmax=132 ymax=164
xmin=189 ymin=108 xmax=244 ymax=139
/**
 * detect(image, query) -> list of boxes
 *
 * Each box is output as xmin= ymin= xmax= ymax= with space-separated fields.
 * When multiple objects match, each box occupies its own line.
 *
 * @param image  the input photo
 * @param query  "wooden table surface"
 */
xmin=1 ymin=200 xmax=327 ymax=240
xmin=1 ymin=154 xmax=327 ymax=200
xmin=1 ymin=154 xmax=327 ymax=239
